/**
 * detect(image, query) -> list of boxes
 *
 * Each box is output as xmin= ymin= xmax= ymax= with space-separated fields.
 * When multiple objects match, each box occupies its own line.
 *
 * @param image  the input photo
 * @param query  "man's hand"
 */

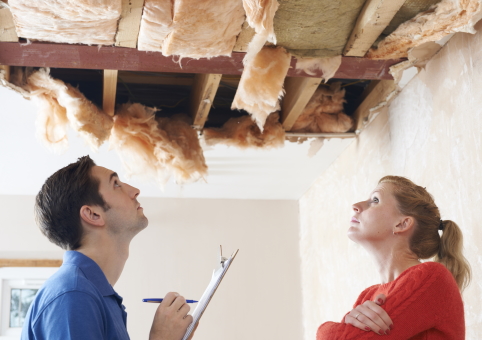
xmin=149 ymin=292 xmax=196 ymax=340
xmin=344 ymin=294 xmax=393 ymax=335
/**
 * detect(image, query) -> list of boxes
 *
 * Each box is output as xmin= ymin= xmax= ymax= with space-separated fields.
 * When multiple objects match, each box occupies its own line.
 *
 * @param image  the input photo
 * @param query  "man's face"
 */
xmin=91 ymin=166 xmax=148 ymax=238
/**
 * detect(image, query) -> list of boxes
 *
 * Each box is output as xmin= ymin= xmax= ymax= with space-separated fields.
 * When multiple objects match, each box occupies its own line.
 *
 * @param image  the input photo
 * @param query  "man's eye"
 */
xmin=114 ymin=180 xmax=121 ymax=187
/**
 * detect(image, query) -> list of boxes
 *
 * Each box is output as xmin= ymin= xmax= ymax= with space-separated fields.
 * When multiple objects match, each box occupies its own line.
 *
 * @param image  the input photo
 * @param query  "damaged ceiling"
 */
xmin=0 ymin=0 xmax=480 ymax=199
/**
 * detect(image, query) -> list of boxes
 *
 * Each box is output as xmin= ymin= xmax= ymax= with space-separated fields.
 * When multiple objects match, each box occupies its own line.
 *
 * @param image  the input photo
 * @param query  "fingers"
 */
xmin=350 ymin=303 xmax=392 ymax=335
xmin=374 ymin=294 xmax=386 ymax=306
xmin=161 ymin=292 xmax=180 ymax=307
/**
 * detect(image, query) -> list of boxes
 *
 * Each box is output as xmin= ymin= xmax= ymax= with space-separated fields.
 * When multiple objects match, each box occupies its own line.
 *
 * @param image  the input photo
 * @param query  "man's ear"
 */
xmin=80 ymin=205 xmax=105 ymax=228
xmin=396 ymin=216 xmax=415 ymax=234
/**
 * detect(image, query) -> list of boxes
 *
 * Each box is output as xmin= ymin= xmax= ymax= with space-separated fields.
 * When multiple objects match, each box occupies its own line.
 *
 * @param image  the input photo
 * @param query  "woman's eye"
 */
xmin=372 ymin=197 xmax=379 ymax=203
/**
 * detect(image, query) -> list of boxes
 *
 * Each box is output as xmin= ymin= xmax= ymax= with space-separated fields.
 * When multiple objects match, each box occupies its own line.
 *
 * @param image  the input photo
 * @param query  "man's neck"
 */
xmin=76 ymin=236 xmax=130 ymax=287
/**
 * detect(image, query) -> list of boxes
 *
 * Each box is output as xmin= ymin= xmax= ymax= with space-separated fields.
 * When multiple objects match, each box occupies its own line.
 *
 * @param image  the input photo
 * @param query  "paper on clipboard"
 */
xmin=182 ymin=246 xmax=238 ymax=340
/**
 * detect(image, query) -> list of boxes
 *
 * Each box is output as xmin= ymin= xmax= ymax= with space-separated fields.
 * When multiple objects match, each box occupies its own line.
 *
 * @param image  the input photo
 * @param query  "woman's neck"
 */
xmin=367 ymin=242 xmax=420 ymax=284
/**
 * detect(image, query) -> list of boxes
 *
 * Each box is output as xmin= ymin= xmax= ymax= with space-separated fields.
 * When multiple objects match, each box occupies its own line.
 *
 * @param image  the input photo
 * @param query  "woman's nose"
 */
xmin=352 ymin=202 xmax=362 ymax=213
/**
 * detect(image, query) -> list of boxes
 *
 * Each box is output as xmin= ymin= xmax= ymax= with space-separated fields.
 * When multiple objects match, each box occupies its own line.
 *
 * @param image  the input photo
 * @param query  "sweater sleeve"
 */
xmin=316 ymin=262 xmax=464 ymax=340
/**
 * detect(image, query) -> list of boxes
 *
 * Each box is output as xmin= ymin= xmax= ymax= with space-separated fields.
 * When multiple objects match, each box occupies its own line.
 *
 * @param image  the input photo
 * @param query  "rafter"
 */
xmin=103 ymin=69 xmax=118 ymax=116
xmin=344 ymin=0 xmax=406 ymax=57
xmin=0 ymin=42 xmax=403 ymax=80
xmin=281 ymin=77 xmax=323 ymax=131
xmin=0 ymin=64 xmax=10 ymax=82
xmin=353 ymin=80 xmax=397 ymax=131
xmin=189 ymin=74 xmax=222 ymax=129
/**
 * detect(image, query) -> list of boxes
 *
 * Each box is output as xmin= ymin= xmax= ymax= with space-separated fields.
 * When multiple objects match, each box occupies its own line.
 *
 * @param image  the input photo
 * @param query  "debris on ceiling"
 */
xmin=1 ymin=0 xmax=481 ymax=187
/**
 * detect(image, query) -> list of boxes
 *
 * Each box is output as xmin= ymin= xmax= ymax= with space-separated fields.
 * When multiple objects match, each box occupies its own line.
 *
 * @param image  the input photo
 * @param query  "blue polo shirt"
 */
xmin=21 ymin=251 xmax=130 ymax=340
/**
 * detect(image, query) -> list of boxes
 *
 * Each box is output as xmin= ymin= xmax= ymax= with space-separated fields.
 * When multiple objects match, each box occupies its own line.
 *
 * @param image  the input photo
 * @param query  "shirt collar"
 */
xmin=63 ymin=250 xmax=116 ymax=297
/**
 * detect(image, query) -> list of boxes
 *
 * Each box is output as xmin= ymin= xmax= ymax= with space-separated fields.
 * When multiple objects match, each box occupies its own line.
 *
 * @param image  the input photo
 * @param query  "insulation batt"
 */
xmin=110 ymin=104 xmax=207 ymax=187
xmin=295 ymin=56 xmax=342 ymax=82
xmin=203 ymin=112 xmax=285 ymax=149
xmin=9 ymin=0 xmax=121 ymax=45
xmin=242 ymin=0 xmax=280 ymax=64
xmin=367 ymin=0 xmax=482 ymax=59
xmin=138 ymin=0 xmax=245 ymax=59
xmin=290 ymin=83 xmax=354 ymax=133
xmin=26 ymin=69 xmax=113 ymax=153
xmin=232 ymin=46 xmax=291 ymax=131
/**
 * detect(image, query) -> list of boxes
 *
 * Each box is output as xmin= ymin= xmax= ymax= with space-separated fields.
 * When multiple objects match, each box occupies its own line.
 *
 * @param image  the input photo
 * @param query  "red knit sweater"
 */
xmin=316 ymin=262 xmax=464 ymax=339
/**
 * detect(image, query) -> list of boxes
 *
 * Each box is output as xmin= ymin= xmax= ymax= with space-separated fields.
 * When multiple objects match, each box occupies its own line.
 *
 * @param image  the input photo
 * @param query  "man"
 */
xmin=22 ymin=156 xmax=195 ymax=340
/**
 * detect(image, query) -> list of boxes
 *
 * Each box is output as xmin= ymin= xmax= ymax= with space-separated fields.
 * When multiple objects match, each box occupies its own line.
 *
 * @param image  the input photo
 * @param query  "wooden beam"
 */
xmin=189 ymin=74 xmax=222 ymax=129
xmin=0 ymin=64 xmax=10 ymax=82
xmin=115 ymin=0 xmax=144 ymax=48
xmin=0 ymin=8 xmax=18 ymax=42
xmin=0 ymin=42 xmax=403 ymax=80
xmin=103 ymin=69 xmax=118 ymax=116
xmin=118 ymin=71 xmax=193 ymax=86
xmin=344 ymin=0 xmax=406 ymax=57
xmin=281 ymin=77 xmax=323 ymax=131
xmin=353 ymin=80 xmax=397 ymax=131
xmin=0 ymin=259 xmax=62 ymax=268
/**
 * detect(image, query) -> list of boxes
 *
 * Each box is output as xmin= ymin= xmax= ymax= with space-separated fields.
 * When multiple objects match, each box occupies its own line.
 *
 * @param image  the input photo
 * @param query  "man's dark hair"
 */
xmin=35 ymin=155 xmax=109 ymax=250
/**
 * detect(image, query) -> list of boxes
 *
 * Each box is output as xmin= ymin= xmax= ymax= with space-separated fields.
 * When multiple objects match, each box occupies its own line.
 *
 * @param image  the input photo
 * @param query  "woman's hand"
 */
xmin=344 ymin=294 xmax=393 ymax=335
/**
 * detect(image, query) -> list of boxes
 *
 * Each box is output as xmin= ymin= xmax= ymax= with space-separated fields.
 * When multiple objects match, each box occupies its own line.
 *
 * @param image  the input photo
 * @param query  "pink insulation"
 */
xmin=137 ymin=0 xmax=173 ymax=52
xmin=242 ymin=0 xmax=280 ymax=63
xmin=367 ymin=0 xmax=482 ymax=59
xmin=26 ymin=69 xmax=113 ymax=153
xmin=138 ymin=0 xmax=245 ymax=59
xmin=9 ymin=0 xmax=121 ymax=45
xmin=203 ymin=112 xmax=285 ymax=149
xmin=110 ymin=104 xmax=207 ymax=186
xmin=290 ymin=83 xmax=354 ymax=133
xmin=232 ymin=46 xmax=291 ymax=131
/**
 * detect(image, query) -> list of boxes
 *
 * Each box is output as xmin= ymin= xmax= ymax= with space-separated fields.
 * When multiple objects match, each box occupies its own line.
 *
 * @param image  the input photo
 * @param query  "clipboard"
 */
xmin=182 ymin=246 xmax=239 ymax=340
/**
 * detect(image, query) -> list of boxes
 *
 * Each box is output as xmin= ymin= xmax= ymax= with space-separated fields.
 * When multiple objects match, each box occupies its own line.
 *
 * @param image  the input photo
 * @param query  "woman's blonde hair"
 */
xmin=379 ymin=176 xmax=471 ymax=292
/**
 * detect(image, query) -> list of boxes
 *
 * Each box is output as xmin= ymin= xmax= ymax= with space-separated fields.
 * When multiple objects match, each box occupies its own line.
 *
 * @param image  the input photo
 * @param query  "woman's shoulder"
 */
xmin=392 ymin=261 xmax=457 ymax=291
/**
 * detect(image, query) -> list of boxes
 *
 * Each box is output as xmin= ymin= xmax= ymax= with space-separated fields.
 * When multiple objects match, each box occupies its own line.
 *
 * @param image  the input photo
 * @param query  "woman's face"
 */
xmin=348 ymin=182 xmax=404 ymax=244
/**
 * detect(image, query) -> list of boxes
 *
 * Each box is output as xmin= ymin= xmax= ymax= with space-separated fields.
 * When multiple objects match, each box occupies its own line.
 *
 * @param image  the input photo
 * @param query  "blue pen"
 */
xmin=142 ymin=298 xmax=198 ymax=303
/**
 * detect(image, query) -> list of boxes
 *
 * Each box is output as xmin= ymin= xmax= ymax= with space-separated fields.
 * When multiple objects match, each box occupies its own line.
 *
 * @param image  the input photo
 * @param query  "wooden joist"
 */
xmin=353 ymin=79 xmax=397 ymax=131
xmin=115 ymin=0 xmax=144 ymax=48
xmin=189 ymin=73 xmax=222 ymax=129
xmin=0 ymin=259 xmax=62 ymax=268
xmin=103 ymin=69 xmax=118 ymax=116
xmin=281 ymin=77 xmax=323 ymax=131
xmin=0 ymin=7 xmax=18 ymax=42
xmin=344 ymin=0 xmax=406 ymax=57
xmin=0 ymin=42 xmax=403 ymax=80
xmin=0 ymin=64 xmax=10 ymax=82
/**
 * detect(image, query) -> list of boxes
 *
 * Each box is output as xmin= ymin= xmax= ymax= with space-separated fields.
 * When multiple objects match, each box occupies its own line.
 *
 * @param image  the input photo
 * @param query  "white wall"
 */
xmin=299 ymin=26 xmax=482 ymax=340
xmin=0 ymin=195 xmax=302 ymax=340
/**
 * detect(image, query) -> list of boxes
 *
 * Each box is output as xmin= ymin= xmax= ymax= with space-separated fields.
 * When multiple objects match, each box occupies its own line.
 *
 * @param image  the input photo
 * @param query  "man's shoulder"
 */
xmin=30 ymin=263 xmax=104 ymax=316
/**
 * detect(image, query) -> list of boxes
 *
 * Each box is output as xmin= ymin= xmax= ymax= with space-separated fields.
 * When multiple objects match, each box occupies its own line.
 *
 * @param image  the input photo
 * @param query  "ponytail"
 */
xmin=435 ymin=220 xmax=472 ymax=292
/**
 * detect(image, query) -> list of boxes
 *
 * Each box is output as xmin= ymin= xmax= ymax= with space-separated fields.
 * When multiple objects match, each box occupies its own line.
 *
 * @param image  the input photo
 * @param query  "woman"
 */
xmin=317 ymin=176 xmax=471 ymax=339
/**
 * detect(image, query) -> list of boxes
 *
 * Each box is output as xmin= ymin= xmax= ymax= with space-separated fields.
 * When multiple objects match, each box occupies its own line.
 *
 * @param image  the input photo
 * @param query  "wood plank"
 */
xmin=0 ymin=8 xmax=18 ymax=42
xmin=0 ymin=64 xmax=10 ymax=82
xmin=344 ymin=0 xmax=406 ymax=57
xmin=0 ymin=259 xmax=62 ymax=267
xmin=0 ymin=42 xmax=403 ymax=80
xmin=189 ymin=74 xmax=222 ymax=129
xmin=353 ymin=79 xmax=397 ymax=131
xmin=281 ymin=77 xmax=323 ymax=131
xmin=103 ymin=69 xmax=118 ymax=116
xmin=115 ymin=0 xmax=144 ymax=48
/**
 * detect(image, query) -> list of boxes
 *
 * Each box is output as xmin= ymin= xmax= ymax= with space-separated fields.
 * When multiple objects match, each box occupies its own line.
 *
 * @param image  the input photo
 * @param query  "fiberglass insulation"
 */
xmin=110 ymin=103 xmax=207 ymax=187
xmin=367 ymin=0 xmax=482 ymax=59
xmin=9 ymin=0 xmax=121 ymax=45
xmin=290 ymin=83 xmax=354 ymax=133
xmin=232 ymin=46 xmax=291 ymax=131
xmin=26 ymin=68 xmax=113 ymax=153
xmin=202 ymin=112 xmax=285 ymax=149
xmin=138 ymin=0 xmax=245 ymax=58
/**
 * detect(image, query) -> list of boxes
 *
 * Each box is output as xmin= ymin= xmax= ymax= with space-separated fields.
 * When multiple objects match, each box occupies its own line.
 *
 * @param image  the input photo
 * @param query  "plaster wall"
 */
xmin=0 ymin=195 xmax=302 ymax=340
xmin=299 ymin=27 xmax=482 ymax=339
